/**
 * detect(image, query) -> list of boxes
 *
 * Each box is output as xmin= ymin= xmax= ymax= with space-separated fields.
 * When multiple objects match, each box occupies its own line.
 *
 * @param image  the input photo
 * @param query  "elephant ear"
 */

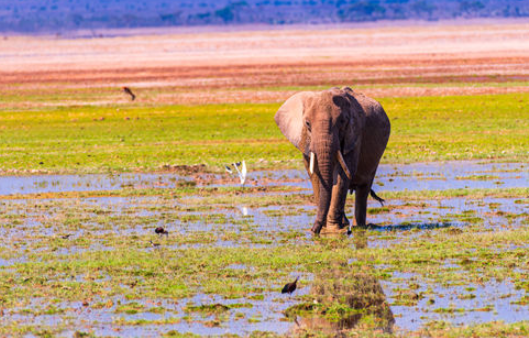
xmin=274 ymin=92 xmax=316 ymax=154
xmin=341 ymin=87 xmax=366 ymax=155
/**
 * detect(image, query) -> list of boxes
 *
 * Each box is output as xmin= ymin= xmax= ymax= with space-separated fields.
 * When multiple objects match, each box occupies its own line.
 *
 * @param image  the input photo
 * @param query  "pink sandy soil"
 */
xmin=1 ymin=19 xmax=529 ymax=106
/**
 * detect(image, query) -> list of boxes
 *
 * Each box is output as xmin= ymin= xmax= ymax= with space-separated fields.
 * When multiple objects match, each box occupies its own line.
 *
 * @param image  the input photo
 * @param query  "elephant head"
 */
xmin=275 ymin=87 xmax=366 ymax=234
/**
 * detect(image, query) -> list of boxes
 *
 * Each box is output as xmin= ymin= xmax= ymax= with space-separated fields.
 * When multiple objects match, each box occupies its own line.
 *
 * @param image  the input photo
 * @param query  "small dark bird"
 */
xmin=281 ymin=276 xmax=299 ymax=294
xmin=122 ymin=86 xmax=136 ymax=101
xmin=225 ymin=165 xmax=233 ymax=174
xmin=61 ymin=234 xmax=71 ymax=239
xmin=155 ymin=227 xmax=169 ymax=235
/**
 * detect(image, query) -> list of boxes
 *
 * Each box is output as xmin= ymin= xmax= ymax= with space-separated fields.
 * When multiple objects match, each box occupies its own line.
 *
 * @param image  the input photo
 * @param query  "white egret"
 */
xmin=233 ymin=160 xmax=247 ymax=185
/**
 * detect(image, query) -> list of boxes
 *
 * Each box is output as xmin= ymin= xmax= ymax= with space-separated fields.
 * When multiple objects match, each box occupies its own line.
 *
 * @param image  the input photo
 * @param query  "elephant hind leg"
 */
xmin=354 ymin=185 xmax=370 ymax=227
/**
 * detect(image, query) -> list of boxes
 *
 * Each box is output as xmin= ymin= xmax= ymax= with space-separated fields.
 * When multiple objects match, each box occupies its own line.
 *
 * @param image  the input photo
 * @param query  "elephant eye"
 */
xmin=305 ymin=120 xmax=311 ymax=131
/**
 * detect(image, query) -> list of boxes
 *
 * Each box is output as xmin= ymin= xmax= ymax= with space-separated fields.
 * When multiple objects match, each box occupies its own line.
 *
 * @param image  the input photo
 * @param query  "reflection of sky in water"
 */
xmin=376 ymin=161 xmax=529 ymax=192
xmin=0 ymin=161 xmax=527 ymax=196
xmin=1 ymin=194 xmax=526 ymax=248
xmin=0 ymin=173 xmax=186 ymax=195
xmin=0 ymin=161 xmax=527 ymax=335
xmin=383 ymin=274 xmax=529 ymax=331
xmin=4 ymin=291 xmax=301 ymax=337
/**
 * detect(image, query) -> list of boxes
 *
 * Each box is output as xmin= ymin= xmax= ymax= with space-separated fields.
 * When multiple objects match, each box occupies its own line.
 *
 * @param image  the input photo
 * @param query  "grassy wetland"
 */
xmin=1 ymin=93 xmax=528 ymax=174
xmin=1 ymin=21 xmax=529 ymax=337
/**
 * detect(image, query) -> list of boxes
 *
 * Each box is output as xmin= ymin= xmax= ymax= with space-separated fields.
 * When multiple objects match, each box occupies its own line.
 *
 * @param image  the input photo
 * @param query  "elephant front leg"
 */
xmin=303 ymin=154 xmax=320 ymax=205
xmin=326 ymin=170 xmax=350 ymax=232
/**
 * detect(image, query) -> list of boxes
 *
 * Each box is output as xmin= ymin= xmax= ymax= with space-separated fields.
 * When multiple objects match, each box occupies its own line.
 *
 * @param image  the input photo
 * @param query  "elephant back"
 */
xmin=350 ymin=91 xmax=390 ymax=145
xmin=346 ymin=89 xmax=391 ymax=185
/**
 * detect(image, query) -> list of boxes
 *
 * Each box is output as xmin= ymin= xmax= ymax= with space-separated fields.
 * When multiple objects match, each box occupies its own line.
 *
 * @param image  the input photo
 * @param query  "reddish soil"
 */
xmin=2 ymin=19 xmax=529 ymax=107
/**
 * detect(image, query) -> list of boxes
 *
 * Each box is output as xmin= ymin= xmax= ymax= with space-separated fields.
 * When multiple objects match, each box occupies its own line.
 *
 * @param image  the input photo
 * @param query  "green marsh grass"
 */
xmin=1 ymin=93 xmax=528 ymax=174
xmin=1 ymin=185 xmax=529 ymax=335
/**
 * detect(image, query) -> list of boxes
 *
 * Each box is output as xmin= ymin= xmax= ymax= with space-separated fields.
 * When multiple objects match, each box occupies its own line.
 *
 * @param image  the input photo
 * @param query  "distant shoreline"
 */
xmin=2 ymin=17 xmax=529 ymax=39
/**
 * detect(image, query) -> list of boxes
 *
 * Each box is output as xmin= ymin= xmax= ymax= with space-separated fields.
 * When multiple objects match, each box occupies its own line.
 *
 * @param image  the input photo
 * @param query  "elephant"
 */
xmin=274 ymin=87 xmax=390 ymax=234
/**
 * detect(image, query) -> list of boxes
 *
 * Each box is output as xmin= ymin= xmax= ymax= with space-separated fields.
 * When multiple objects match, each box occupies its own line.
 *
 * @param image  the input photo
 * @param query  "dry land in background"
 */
xmin=2 ymin=19 xmax=529 ymax=108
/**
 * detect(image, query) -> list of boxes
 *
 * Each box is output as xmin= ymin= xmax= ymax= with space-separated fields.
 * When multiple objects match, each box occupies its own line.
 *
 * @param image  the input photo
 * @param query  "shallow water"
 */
xmin=2 ymin=291 xmax=305 ymax=337
xmin=384 ymin=276 xmax=529 ymax=331
xmin=375 ymin=161 xmax=529 ymax=192
xmin=1 ymin=161 xmax=527 ymax=196
xmin=0 ymin=161 xmax=528 ymax=336
xmin=0 ymin=173 xmax=188 ymax=195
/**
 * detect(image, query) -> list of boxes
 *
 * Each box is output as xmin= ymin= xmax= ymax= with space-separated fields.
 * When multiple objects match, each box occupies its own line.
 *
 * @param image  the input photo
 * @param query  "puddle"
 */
xmin=0 ymin=192 xmax=526 ymax=250
xmin=0 ymin=173 xmax=190 ymax=196
xmin=375 ymin=161 xmax=529 ymax=192
xmin=383 ymin=275 xmax=529 ymax=331
xmin=0 ymin=292 xmax=304 ymax=337
xmin=1 ymin=161 xmax=527 ymax=196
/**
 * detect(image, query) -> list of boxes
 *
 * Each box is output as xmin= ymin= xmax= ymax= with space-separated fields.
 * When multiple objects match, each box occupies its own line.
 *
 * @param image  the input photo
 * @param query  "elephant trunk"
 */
xmin=310 ymin=127 xmax=337 ymax=234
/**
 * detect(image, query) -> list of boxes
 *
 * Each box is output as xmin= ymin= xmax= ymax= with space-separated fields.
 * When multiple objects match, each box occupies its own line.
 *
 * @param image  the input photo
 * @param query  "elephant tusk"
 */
xmin=309 ymin=152 xmax=315 ymax=175
xmin=336 ymin=151 xmax=352 ymax=180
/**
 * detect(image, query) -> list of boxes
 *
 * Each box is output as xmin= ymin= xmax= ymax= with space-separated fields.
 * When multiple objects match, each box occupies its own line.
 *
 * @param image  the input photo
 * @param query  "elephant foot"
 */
xmin=311 ymin=221 xmax=324 ymax=235
xmin=325 ymin=213 xmax=350 ymax=229
xmin=321 ymin=226 xmax=348 ymax=236
xmin=312 ymin=215 xmax=350 ymax=235
xmin=321 ymin=218 xmax=349 ymax=235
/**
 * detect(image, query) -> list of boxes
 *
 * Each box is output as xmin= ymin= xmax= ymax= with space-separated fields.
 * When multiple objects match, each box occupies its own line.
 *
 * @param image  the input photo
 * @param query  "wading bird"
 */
xmin=281 ymin=277 xmax=299 ymax=294
xmin=224 ymin=161 xmax=247 ymax=186
xmin=233 ymin=161 xmax=247 ymax=185
xmin=122 ymin=86 xmax=136 ymax=101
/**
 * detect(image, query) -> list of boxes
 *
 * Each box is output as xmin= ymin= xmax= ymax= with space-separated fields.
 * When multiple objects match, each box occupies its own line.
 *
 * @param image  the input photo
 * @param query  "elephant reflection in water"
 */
xmin=287 ymin=263 xmax=394 ymax=335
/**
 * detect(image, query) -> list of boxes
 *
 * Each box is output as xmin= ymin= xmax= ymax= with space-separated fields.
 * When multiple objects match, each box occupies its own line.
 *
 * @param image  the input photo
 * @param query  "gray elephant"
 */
xmin=274 ymin=87 xmax=390 ymax=234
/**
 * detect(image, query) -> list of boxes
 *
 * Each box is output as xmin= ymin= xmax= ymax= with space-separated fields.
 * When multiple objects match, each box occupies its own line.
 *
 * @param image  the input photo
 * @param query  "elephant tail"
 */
xmin=349 ymin=186 xmax=386 ymax=206
xmin=370 ymin=189 xmax=385 ymax=207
